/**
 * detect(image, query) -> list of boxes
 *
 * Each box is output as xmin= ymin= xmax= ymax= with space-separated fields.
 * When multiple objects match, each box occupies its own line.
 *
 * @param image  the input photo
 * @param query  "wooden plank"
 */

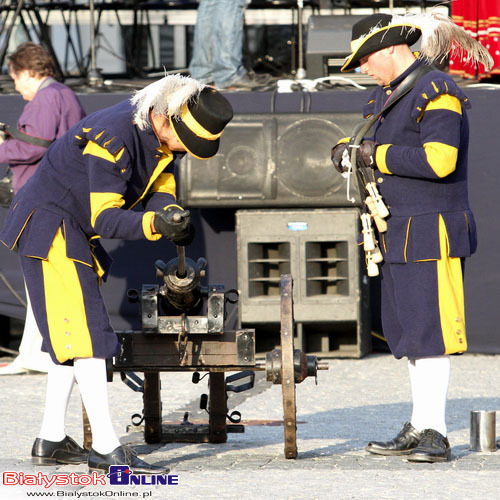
xmin=280 ymin=274 xmax=298 ymax=459
xmin=115 ymin=330 xmax=255 ymax=368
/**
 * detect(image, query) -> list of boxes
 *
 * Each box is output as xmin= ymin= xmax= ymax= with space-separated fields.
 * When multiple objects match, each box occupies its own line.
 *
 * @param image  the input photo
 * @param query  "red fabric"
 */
xmin=449 ymin=0 xmax=500 ymax=79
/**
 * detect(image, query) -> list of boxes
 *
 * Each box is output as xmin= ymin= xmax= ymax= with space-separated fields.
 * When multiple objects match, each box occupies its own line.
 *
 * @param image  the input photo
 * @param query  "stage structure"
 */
xmin=0 ymin=0 xmax=325 ymax=81
xmin=0 ymin=1 xmax=444 ymax=83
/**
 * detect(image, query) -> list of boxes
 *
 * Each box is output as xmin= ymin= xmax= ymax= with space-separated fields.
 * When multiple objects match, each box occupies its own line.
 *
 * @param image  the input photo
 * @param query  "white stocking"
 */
xmin=408 ymin=355 xmax=450 ymax=436
xmin=73 ymin=357 xmax=121 ymax=454
xmin=14 ymin=282 xmax=52 ymax=372
xmin=38 ymin=363 xmax=75 ymax=442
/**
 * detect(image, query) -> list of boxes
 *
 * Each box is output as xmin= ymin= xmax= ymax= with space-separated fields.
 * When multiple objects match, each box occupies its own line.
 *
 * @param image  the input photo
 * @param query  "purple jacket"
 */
xmin=0 ymin=78 xmax=85 ymax=193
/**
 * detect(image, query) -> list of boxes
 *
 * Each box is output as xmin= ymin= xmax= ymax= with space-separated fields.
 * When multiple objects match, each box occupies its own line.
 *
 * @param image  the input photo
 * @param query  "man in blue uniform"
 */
xmin=331 ymin=12 xmax=492 ymax=462
xmin=0 ymin=74 xmax=233 ymax=473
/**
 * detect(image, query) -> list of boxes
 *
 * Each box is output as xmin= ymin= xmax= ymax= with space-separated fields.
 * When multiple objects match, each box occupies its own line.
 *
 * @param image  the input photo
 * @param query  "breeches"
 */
xmin=380 ymin=255 xmax=467 ymax=359
xmin=19 ymin=226 xmax=120 ymax=364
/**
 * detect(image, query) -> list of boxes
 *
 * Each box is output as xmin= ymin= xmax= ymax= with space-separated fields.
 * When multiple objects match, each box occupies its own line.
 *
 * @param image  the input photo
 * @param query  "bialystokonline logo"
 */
xmin=2 ymin=466 xmax=178 ymax=488
xmin=107 ymin=465 xmax=178 ymax=486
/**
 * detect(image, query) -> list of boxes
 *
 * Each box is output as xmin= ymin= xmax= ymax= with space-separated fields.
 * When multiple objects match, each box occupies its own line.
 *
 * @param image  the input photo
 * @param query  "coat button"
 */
xmin=377 ymin=177 xmax=383 ymax=183
xmin=386 ymin=89 xmax=392 ymax=95
xmin=66 ymin=344 xmax=72 ymax=350
xmin=65 ymin=331 xmax=71 ymax=336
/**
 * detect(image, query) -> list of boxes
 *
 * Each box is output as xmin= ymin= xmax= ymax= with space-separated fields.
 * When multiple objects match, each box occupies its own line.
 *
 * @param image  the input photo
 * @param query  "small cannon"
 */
xmin=103 ymin=246 xmax=328 ymax=459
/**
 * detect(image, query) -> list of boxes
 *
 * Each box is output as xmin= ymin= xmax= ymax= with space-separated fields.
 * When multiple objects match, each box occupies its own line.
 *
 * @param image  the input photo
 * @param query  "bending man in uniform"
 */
xmin=331 ymin=12 xmax=492 ymax=462
xmin=0 ymin=74 xmax=233 ymax=473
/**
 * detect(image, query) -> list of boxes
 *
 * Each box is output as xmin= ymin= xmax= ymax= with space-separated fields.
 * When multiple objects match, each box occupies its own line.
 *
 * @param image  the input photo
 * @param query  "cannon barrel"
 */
xmin=156 ymin=249 xmax=207 ymax=312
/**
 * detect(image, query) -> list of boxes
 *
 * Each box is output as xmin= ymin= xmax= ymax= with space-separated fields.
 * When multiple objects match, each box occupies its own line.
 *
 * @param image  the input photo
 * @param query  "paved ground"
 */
xmin=1 ymin=352 xmax=500 ymax=499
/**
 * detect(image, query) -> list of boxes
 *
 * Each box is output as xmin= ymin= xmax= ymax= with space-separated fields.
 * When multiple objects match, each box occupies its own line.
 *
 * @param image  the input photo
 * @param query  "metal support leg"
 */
xmin=208 ymin=371 xmax=227 ymax=443
xmin=143 ymin=371 xmax=162 ymax=443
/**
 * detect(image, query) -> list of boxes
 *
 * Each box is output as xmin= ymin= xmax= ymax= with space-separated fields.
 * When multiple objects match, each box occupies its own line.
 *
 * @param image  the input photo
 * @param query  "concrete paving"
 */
xmin=1 ymin=352 xmax=500 ymax=499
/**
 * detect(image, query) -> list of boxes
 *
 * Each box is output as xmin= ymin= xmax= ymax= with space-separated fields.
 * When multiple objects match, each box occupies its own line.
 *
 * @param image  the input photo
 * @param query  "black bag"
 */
xmin=0 ymin=170 xmax=13 ymax=208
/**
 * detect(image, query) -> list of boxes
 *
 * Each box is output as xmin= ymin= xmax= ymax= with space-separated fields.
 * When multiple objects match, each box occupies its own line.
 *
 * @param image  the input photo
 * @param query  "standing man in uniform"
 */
xmin=0 ymin=74 xmax=233 ymax=472
xmin=331 ymin=12 xmax=492 ymax=462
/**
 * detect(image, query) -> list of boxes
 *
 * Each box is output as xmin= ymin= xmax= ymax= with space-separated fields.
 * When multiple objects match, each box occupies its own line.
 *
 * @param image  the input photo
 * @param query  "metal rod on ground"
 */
xmin=0 ymin=346 xmax=19 ymax=356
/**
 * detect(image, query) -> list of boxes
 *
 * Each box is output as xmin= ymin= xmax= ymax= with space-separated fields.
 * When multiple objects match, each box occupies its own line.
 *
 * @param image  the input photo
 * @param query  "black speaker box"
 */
xmin=177 ymin=112 xmax=362 ymax=208
xmin=305 ymin=14 xmax=422 ymax=80
xmin=306 ymin=15 xmax=365 ymax=79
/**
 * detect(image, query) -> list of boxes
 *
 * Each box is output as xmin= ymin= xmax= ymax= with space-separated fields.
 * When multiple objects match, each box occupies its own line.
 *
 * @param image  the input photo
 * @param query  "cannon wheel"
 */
xmin=280 ymin=274 xmax=298 ymax=459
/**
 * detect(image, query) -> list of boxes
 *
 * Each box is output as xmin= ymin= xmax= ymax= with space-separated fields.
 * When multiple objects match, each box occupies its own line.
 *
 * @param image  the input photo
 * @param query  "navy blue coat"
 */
xmin=0 ymin=99 xmax=183 ymax=279
xmin=364 ymin=59 xmax=476 ymax=264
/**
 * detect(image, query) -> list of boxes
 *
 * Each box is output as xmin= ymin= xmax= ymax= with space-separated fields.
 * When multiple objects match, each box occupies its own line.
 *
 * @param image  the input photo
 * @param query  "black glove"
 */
xmin=357 ymin=140 xmax=379 ymax=169
xmin=331 ymin=142 xmax=350 ymax=173
xmin=154 ymin=207 xmax=194 ymax=246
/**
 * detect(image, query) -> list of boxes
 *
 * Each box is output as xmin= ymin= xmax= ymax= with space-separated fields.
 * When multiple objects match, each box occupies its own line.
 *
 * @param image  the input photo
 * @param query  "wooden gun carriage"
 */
xmin=84 ymin=247 xmax=327 ymax=459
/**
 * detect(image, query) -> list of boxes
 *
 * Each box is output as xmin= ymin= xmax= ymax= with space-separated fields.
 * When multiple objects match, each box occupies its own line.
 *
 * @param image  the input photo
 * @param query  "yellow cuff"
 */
xmin=143 ymin=211 xmax=162 ymax=241
xmin=376 ymin=144 xmax=392 ymax=174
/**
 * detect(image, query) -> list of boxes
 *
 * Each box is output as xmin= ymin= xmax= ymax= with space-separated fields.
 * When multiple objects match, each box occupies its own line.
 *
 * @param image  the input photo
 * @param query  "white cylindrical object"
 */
xmin=374 ymin=196 xmax=389 ymax=219
xmin=366 ymin=182 xmax=389 ymax=218
xmin=371 ymin=245 xmax=383 ymax=264
xmin=366 ymin=256 xmax=379 ymax=277
xmin=470 ymin=410 xmax=496 ymax=452
xmin=361 ymin=213 xmax=375 ymax=251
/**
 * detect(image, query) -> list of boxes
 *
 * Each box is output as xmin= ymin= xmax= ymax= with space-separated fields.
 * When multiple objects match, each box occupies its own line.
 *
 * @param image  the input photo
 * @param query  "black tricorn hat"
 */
xmin=341 ymin=13 xmax=421 ymax=72
xmin=169 ymin=87 xmax=233 ymax=159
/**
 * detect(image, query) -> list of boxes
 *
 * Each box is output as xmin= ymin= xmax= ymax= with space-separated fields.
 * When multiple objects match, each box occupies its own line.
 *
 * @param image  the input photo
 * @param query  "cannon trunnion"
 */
xmin=105 ymin=249 xmax=327 ymax=459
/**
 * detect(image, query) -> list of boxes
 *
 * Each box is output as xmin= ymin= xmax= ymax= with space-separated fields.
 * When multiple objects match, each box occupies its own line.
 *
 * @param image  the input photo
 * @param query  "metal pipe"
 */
xmin=296 ymin=0 xmax=306 ymax=80
xmin=172 ymin=212 xmax=187 ymax=278
xmin=87 ymin=0 xmax=103 ymax=86
xmin=89 ymin=0 xmax=97 ymax=73
xmin=254 ymin=361 xmax=266 ymax=370
xmin=176 ymin=246 xmax=186 ymax=278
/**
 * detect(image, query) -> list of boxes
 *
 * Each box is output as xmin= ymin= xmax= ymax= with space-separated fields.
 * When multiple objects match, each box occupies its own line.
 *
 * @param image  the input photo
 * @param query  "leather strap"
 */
xmin=349 ymin=64 xmax=436 ymax=199
xmin=6 ymin=126 xmax=54 ymax=148
xmin=5 ymin=77 xmax=57 ymax=149
xmin=352 ymin=64 xmax=436 ymax=149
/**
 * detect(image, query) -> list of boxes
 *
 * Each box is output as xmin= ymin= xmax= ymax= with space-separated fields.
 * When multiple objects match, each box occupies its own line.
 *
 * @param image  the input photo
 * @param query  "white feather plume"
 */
xmin=130 ymin=74 xmax=205 ymax=130
xmin=391 ymin=9 xmax=493 ymax=70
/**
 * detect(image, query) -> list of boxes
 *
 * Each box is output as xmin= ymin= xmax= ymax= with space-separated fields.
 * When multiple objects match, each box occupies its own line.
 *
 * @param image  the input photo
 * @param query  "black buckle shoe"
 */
xmin=32 ymin=436 xmax=88 ymax=465
xmin=365 ymin=422 xmax=422 ymax=456
xmin=406 ymin=429 xmax=451 ymax=463
xmin=88 ymin=445 xmax=170 ymax=474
